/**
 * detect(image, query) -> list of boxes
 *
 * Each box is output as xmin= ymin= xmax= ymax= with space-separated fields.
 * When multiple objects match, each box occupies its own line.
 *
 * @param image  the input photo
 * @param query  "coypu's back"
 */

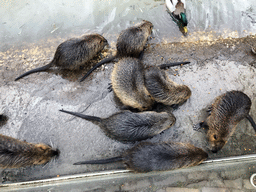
xmin=60 ymin=109 xmax=176 ymax=142
xmin=102 ymin=110 xmax=176 ymax=142
xmin=208 ymin=91 xmax=251 ymax=132
xmin=55 ymin=34 xmax=108 ymax=70
xmin=117 ymin=20 xmax=153 ymax=58
xmin=111 ymin=57 xmax=154 ymax=111
xmin=15 ymin=34 xmax=108 ymax=81
xmin=123 ymin=142 xmax=208 ymax=172
xmin=0 ymin=134 xmax=59 ymax=168
xmin=144 ymin=66 xmax=191 ymax=106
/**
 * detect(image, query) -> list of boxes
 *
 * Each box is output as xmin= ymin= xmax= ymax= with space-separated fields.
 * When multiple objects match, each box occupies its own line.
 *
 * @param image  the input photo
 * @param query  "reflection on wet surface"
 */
xmin=0 ymin=0 xmax=256 ymax=184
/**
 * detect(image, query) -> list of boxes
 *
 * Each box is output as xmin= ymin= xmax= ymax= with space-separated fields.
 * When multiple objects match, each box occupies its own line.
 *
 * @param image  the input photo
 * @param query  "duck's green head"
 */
xmin=180 ymin=13 xmax=188 ymax=26
xmin=180 ymin=12 xmax=188 ymax=35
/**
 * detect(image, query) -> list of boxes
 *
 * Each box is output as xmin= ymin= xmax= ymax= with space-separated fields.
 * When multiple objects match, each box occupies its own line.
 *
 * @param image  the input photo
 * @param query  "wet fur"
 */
xmin=144 ymin=66 xmax=191 ymax=106
xmin=15 ymin=34 xmax=108 ymax=81
xmin=74 ymin=142 xmax=208 ymax=172
xmin=60 ymin=109 xmax=176 ymax=142
xmin=111 ymin=57 xmax=155 ymax=111
xmin=194 ymin=91 xmax=256 ymax=153
xmin=0 ymin=134 xmax=59 ymax=168
xmin=80 ymin=20 xmax=153 ymax=81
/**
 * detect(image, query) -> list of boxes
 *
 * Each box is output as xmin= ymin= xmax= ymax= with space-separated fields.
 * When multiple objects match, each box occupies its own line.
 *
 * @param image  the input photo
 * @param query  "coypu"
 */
xmin=0 ymin=114 xmax=8 ymax=127
xmin=111 ymin=57 xmax=191 ymax=111
xmin=144 ymin=66 xmax=191 ymax=108
xmin=15 ymin=34 xmax=108 ymax=81
xmin=80 ymin=20 xmax=153 ymax=82
xmin=59 ymin=109 xmax=176 ymax=142
xmin=193 ymin=91 xmax=256 ymax=153
xmin=73 ymin=141 xmax=208 ymax=172
xmin=0 ymin=134 xmax=59 ymax=168
xmin=111 ymin=57 xmax=154 ymax=111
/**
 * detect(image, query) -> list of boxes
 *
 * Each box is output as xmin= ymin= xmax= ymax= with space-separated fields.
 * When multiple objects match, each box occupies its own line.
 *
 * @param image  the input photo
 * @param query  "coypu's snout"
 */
xmin=51 ymin=148 xmax=60 ymax=157
xmin=211 ymin=149 xmax=218 ymax=153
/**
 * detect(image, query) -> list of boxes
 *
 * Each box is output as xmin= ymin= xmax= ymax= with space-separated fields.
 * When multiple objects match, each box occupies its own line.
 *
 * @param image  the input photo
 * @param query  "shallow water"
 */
xmin=1 ymin=0 xmax=255 ymax=48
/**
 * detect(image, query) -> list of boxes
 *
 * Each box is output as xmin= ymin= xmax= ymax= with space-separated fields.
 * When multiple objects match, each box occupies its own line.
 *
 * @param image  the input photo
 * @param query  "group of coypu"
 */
xmin=1 ymin=20 xmax=255 ymax=173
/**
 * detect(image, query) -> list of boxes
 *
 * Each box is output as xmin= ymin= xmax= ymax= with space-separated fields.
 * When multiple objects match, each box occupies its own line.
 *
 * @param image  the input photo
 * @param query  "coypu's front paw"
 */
xmin=193 ymin=123 xmax=202 ymax=131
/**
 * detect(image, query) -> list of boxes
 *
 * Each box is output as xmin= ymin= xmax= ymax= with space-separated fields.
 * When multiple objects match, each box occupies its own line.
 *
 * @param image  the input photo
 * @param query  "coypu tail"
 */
xmin=159 ymin=61 xmax=190 ymax=69
xmin=15 ymin=62 xmax=53 ymax=81
xmin=59 ymin=109 xmax=101 ymax=123
xmin=80 ymin=55 xmax=116 ymax=82
xmin=246 ymin=114 xmax=256 ymax=132
xmin=73 ymin=156 xmax=123 ymax=165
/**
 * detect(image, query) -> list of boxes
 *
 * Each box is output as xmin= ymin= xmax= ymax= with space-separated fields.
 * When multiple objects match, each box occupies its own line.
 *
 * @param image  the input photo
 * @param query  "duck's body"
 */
xmin=165 ymin=0 xmax=188 ymax=35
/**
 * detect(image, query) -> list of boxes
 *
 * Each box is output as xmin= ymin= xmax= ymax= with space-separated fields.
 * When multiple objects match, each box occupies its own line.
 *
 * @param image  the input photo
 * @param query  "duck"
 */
xmin=165 ymin=0 xmax=188 ymax=35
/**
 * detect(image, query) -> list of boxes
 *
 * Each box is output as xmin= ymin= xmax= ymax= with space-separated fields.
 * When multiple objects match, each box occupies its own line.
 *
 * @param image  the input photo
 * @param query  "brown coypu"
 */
xmin=111 ymin=57 xmax=154 ymax=111
xmin=193 ymin=91 xmax=256 ymax=153
xmin=59 ymin=109 xmax=176 ymax=142
xmin=111 ymin=57 xmax=191 ymax=111
xmin=73 ymin=141 xmax=208 ymax=172
xmin=144 ymin=66 xmax=191 ymax=108
xmin=15 ymin=34 xmax=108 ymax=81
xmin=80 ymin=20 xmax=153 ymax=82
xmin=0 ymin=134 xmax=60 ymax=168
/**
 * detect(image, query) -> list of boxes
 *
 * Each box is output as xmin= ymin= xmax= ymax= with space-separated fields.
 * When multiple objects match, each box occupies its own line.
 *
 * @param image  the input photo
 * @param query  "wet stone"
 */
xmin=201 ymin=187 xmax=231 ymax=192
xmin=223 ymin=178 xmax=243 ymax=189
xmin=153 ymin=175 xmax=186 ymax=187
xmin=243 ymin=179 xmax=255 ymax=190
xmin=186 ymin=181 xmax=209 ymax=188
xmin=187 ymin=171 xmax=209 ymax=182
xmin=165 ymin=188 xmax=200 ymax=192
xmin=121 ymin=179 xmax=151 ymax=191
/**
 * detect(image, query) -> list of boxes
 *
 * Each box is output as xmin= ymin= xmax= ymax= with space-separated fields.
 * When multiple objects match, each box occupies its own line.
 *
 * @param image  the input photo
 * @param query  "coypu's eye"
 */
xmin=213 ymin=135 xmax=217 ymax=140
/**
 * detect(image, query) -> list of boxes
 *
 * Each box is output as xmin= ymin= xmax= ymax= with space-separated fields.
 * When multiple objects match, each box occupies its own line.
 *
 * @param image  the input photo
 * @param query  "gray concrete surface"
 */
xmin=0 ymin=33 xmax=255 ymax=184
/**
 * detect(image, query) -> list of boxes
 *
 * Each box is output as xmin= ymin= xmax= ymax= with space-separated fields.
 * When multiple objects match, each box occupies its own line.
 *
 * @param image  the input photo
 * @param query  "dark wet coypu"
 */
xmin=144 ymin=66 xmax=191 ymax=108
xmin=73 ymin=141 xmax=208 ymax=172
xmin=193 ymin=91 xmax=256 ymax=153
xmin=0 ymin=114 xmax=8 ymax=127
xmin=0 ymin=134 xmax=59 ymax=168
xmin=15 ymin=34 xmax=108 ymax=81
xmin=60 ymin=109 xmax=176 ymax=142
xmin=80 ymin=20 xmax=153 ymax=82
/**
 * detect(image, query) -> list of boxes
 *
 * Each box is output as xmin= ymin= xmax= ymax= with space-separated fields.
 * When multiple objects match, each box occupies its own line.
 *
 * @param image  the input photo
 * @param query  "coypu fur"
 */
xmin=111 ymin=57 xmax=154 ymax=111
xmin=111 ymin=58 xmax=191 ymax=111
xmin=193 ymin=91 xmax=256 ymax=153
xmin=80 ymin=20 xmax=153 ymax=82
xmin=60 ymin=109 xmax=176 ymax=142
xmin=0 ymin=134 xmax=59 ymax=168
xmin=15 ymin=34 xmax=108 ymax=81
xmin=73 ymin=141 xmax=208 ymax=172
xmin=144 ymin=66 xmax=191 ymax=107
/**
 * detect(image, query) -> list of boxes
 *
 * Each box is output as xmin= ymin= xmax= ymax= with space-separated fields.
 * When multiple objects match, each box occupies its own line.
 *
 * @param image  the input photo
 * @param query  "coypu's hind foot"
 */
xmin=206 ymin=106 xmax=212 ymax=115
xmin=193 ymin=121 xmax=208 ymax=132
xmin=170 ymin=104 xmax=180 ymax=110
xmin=138 ymin=51 xmax=144 ymax=60
xmin=108 ymin=83 xmax=113 ymax=92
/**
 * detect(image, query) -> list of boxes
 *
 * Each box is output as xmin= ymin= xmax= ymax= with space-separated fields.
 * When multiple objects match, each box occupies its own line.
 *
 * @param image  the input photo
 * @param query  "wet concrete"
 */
xmin=0 ymin=33 xmax=256 ymax=183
